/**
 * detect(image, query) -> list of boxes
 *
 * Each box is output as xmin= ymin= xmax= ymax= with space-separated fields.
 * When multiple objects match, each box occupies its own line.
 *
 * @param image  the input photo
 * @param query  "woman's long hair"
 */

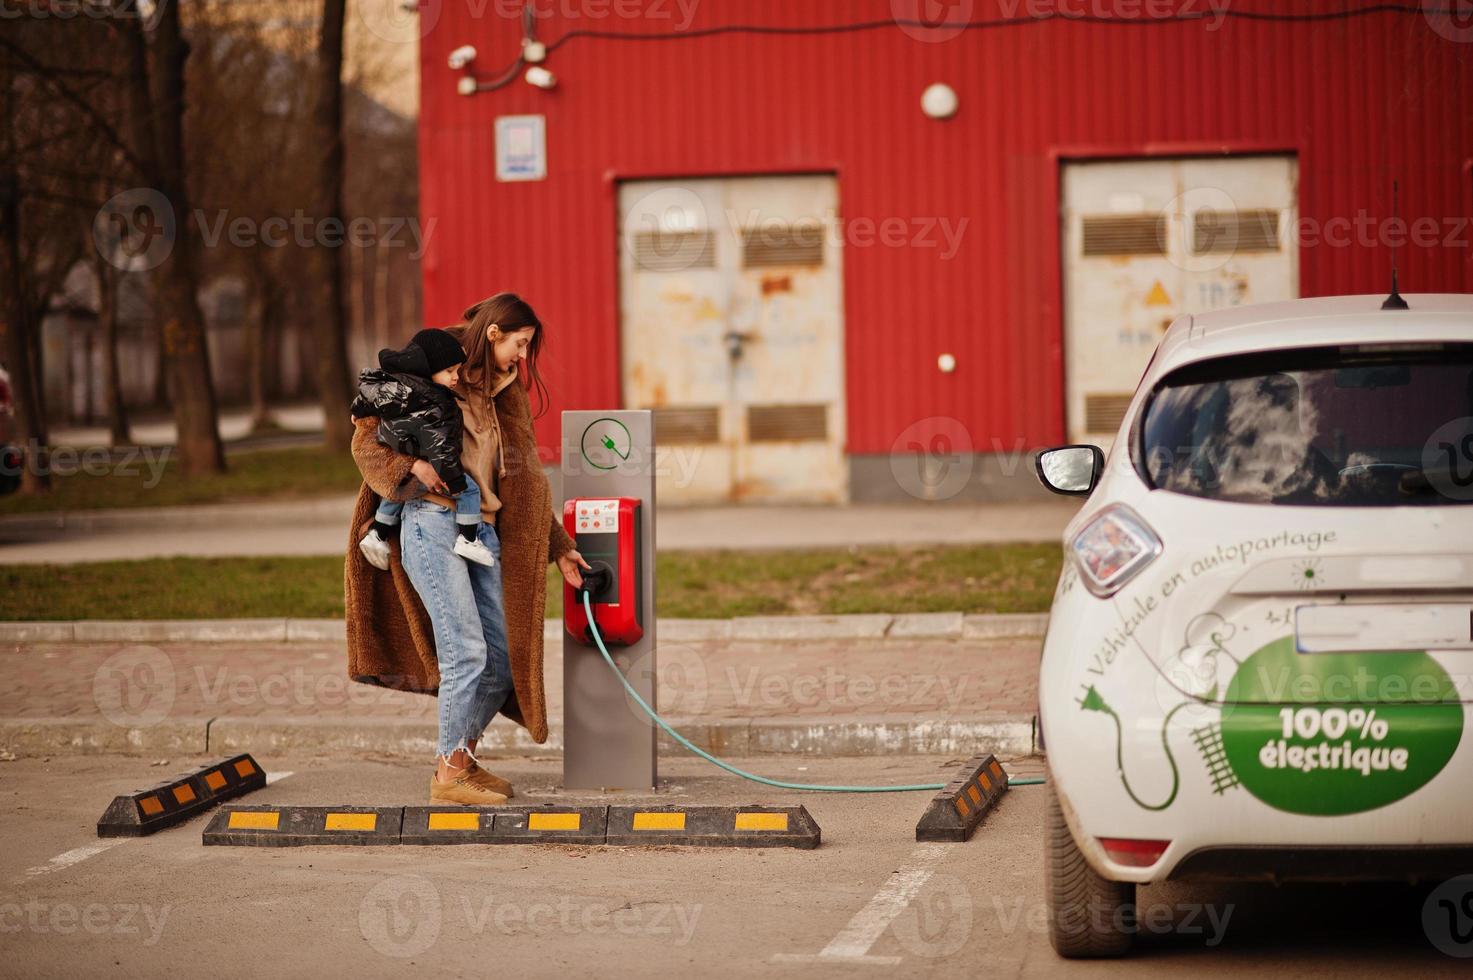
xmin=447 ymin=293 xmax=548 ymax=419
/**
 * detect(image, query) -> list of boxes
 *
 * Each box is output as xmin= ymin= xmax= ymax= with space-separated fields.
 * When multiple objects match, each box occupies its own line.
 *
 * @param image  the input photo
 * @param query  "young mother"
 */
xmin=345 ymin=293 xmax=590 ymax=805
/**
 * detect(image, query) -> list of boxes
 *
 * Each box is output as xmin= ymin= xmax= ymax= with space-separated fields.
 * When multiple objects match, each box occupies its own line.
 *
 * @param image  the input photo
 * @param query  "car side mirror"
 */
xmin=1035 ymin=445 xmax=1105 ymax=496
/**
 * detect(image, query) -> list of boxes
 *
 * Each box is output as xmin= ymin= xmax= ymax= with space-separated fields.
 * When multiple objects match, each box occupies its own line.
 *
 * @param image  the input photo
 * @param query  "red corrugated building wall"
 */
xmin=417 ymin=1 xmax=1473 ymax=485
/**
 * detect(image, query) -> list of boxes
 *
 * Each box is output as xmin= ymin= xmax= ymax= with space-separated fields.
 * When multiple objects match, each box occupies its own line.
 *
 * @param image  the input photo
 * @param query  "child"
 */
xmin=351 ymin=328 xmax=496 ymax=571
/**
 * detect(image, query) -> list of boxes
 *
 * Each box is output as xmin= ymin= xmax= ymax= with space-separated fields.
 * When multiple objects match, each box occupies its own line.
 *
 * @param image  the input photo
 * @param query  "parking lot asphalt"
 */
xmin=0 ymin=753 xmax=1463 ymax=977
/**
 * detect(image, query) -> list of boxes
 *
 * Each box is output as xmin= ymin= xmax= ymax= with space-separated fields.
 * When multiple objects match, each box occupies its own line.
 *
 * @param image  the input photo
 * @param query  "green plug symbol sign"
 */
xmin=580 ymin=418 xmax=633 ymax=471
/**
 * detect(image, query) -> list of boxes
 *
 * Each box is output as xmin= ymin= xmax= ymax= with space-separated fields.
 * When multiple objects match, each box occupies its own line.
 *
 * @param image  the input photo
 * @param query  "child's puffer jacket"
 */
xmin=350 ymin=352 xmax=468 ymax=494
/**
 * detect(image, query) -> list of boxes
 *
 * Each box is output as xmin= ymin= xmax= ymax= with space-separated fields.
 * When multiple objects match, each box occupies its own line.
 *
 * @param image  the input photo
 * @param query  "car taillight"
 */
xmin=1069 ymin=504 xmax=1162 ymax=598
xmin=1098 ymin=837 xmax=1170 ymax=868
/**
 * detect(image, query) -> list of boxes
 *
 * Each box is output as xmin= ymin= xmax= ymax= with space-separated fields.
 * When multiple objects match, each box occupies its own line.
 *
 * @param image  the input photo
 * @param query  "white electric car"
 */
xmin=1034 ymin=294 xmax=1473 ymax=957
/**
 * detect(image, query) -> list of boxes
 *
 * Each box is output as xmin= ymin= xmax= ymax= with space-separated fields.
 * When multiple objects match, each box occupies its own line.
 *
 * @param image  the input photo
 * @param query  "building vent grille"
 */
xmin=741 ymin=224 xmax=825 ymax=268
xmin=747 ymin=403 xmax=828 ymax=442
xmin=632 ymin=230 xmax=716 ymax=272
xmin=1081 ymin=214 xmax=1167 ymax=256
xmin=1083 ymin=393 xmax=1134 ymax=434
xmin=652 ymin=406 xmax=720 ymax=444
xmin=1193 ymin=208 xmax=1281 ymax=254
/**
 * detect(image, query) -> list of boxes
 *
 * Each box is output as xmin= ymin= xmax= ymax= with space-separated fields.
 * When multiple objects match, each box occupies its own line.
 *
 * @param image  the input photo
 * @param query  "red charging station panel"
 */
xmin=563 ymin=497 xmax=644 ymax=646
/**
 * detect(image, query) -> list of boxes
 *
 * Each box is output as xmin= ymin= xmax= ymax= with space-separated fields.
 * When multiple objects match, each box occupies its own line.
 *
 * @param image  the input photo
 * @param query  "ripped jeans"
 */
xmin=398 ymin=496 xmax=514 ymax=758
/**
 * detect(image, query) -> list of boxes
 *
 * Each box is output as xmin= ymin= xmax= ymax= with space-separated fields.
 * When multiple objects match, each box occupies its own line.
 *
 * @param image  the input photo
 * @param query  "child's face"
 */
xmin=432 ymin=364 xmax=461 ymax=388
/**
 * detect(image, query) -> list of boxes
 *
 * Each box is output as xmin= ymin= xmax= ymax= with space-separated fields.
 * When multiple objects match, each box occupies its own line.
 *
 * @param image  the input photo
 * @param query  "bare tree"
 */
xmin=311 ymin=0 xmax=355 ymax=450
xmin=0 ymin=57 xmax=48 ymax=492
xmin=126 ymin=0 xmax=224 ymax=474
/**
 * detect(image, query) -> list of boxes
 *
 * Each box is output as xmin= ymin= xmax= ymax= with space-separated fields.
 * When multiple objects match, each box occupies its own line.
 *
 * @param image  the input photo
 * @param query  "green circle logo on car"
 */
xmin=1219 ymin=637 xmax=1464 ymax=816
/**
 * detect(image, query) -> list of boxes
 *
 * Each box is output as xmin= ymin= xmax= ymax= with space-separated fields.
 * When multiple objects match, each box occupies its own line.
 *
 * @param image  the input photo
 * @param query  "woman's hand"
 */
xmin=410 ymin=459 xmax=448 ymax=494
xmin=556 ymin=548 xmax=592 ymax=589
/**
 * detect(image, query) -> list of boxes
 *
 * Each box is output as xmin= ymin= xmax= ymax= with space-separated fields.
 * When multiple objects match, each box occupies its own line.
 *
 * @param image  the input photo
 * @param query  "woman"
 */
xmin=345 ymin=293 xmax=591 ymax=805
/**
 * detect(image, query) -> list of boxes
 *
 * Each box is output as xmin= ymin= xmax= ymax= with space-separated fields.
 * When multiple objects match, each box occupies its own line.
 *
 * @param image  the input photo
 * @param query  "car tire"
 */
xmin=1045 ymin=781 xmax=1135 ymax=958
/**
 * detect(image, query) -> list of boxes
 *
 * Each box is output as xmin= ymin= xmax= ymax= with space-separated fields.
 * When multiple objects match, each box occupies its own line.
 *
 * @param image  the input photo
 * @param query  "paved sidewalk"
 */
xmin=0 ymin=496 xmax=1077 ymax=564
xmin=0 ymin=631 xmax=1040 ymax=759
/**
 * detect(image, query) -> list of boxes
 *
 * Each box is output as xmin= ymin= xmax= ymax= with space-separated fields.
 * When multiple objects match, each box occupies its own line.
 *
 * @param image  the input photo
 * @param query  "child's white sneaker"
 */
xmin=358 ymin=529 xmax=392 ymax=571
xmin=454 ymin=536 xmax=496 ymax=567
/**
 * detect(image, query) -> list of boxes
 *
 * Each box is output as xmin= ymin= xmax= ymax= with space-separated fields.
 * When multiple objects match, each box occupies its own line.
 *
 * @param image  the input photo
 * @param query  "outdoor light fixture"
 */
xmin=937 ymin=353 xmax=957 ymax=373
xmin=522 ymin=39 xmax=547 ymax=63
xmin=447 ymin=45 xmax=477 ymax=71
xmin=457 ymin=76 xmax=478 ymax=97
xmin=525 ymin=66 xmax=557 ymax=90
xmin=921 ymin=83 xmax=958 ymax=119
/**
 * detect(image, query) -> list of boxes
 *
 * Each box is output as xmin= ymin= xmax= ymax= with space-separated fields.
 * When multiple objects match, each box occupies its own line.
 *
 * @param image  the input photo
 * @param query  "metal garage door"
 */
xmin=618 ymin=175 xmax=847 ymax=504
xmin=1061 ymin=156 xmax=1299 ymax=445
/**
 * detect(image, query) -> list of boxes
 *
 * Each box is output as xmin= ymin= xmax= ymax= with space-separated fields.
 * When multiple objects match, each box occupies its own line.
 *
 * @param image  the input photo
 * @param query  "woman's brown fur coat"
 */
xmin=344 ymin=375 xmax=575 ymax=744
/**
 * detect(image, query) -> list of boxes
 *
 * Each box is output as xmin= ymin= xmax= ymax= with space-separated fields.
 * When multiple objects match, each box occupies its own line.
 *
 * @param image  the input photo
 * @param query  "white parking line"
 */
xmin=771 ymin=843 xmax=949 ymax=966
xmin=17 ymin=770 xmax=290 ymax=884
xmin=22 ymin=840 xmax=127 ymax=880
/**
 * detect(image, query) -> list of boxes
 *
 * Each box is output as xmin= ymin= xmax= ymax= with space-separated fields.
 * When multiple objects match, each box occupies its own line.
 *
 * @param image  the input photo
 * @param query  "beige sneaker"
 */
xmin=429 ymin=769 xmax=508 ymax=806
xmin=465 ymin=762 xmax=515 ymax=799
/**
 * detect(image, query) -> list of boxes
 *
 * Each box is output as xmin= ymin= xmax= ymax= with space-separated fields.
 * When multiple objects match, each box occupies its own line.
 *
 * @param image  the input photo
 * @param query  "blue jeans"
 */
xmin=376 ymin=473 xmax=482 ymax=531
xmin=398 ymin=496 xmax=513 ymax=758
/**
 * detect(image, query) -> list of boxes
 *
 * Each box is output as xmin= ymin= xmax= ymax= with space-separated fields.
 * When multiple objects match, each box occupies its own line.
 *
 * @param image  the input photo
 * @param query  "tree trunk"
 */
xmin=312 ymin=0 xmax=355 ymax=451
xmin=0 ymin=63 xmax=48 ymax=493
xmin=113 ymin=1 xmax=224 ymax=475
xmin=244 ymin=257 xmax=277 ymax=433
xmin=95 ymin=255 xmax=131 ymax=446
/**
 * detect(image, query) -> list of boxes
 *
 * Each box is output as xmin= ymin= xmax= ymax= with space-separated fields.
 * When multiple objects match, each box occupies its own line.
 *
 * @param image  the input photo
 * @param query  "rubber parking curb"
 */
xmin=201 ymin=804 xmax=823 ymax=848
xmin=202 ymin=805 xmax=404 ymax=846
xmin=914 ymin=753 xmax=1009 ymax=842
xmin=605 ymin=805 xmax=821 ymax=849
xmin=400 ymin=805 xmax=608 ymax=845
xmin=97 ymin=753 xmax=266 ymax=837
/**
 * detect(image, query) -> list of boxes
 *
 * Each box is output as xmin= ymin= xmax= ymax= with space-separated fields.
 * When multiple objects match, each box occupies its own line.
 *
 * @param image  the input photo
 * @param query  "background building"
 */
xmin=417 ymin=2 xmax=1473 ymax=503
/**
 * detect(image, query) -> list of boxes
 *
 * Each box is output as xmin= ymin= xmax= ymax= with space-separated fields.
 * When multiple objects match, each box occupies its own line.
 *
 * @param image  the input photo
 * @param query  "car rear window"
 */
xmin=1138 ymin=344 xmax=1473 ymax=506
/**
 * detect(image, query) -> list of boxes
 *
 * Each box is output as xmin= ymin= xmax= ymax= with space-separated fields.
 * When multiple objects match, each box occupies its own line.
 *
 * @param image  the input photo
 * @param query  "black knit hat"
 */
xmin=410 ymin=328 xmax=466 ymax=374
xmin=379 ymin=328 xmax=466 ymax=377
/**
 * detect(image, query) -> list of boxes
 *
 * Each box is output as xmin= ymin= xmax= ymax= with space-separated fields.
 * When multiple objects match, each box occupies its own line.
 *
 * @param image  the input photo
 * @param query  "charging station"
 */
xmin=560 ymin=411 xmax=658 ymax=790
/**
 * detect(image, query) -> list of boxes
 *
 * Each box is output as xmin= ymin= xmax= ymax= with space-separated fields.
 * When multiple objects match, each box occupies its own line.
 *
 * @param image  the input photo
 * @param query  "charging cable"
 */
xmin=578 ymin=588 xmax=1044 ymax=792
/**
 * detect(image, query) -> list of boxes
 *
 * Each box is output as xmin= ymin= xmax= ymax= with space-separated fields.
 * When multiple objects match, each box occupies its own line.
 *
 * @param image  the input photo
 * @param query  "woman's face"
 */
xmin=489 ymin=325 xmax=535 ymax=372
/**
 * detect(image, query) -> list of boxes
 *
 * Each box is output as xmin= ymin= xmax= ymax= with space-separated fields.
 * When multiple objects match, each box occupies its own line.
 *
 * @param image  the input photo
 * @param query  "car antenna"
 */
xmin=1381 ymin=179 xmax=1409 ymax=310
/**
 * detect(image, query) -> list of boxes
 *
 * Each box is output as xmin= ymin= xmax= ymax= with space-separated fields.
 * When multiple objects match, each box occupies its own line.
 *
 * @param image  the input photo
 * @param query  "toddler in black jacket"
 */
xmin=350 ymin=328 xmax=496 ymax=571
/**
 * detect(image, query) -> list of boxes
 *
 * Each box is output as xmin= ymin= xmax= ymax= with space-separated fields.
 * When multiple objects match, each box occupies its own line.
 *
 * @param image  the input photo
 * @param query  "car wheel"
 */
xmin=1045 ymin=781 xmax=1135 ymax=958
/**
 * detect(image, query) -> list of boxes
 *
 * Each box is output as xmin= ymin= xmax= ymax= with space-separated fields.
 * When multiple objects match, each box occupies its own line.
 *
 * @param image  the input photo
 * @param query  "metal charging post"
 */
xmin=560 ymin=411 xmax=658 ymax=790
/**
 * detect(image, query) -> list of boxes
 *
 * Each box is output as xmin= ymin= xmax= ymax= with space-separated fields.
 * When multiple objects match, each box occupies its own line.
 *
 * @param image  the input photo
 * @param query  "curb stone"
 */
xmin=0 ymin=612 xmax=1048 ymax=645
xmin=0 ymin=714 xmax=1037 ymax=759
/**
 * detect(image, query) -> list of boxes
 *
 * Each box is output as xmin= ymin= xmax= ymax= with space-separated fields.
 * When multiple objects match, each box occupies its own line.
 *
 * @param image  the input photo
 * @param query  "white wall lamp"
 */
xmin=524 ymin=65 xmax=557 ymax=90
xmin=921 ymin=83 xmax=958 ymax=120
